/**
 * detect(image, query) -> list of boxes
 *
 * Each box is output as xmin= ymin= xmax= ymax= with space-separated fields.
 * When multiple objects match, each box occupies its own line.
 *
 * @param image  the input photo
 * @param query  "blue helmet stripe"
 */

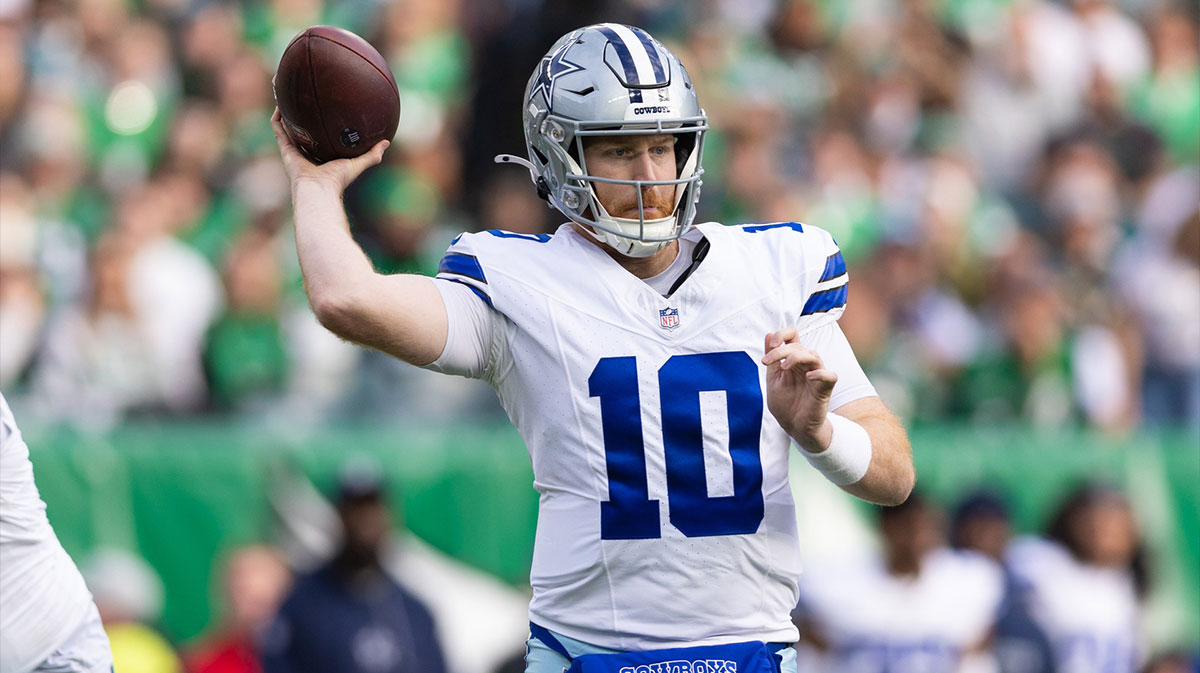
xmin=596 ymin=25 xmax=644 ymax=103
xmin=629 ymin=27 xmax=666 ymax=83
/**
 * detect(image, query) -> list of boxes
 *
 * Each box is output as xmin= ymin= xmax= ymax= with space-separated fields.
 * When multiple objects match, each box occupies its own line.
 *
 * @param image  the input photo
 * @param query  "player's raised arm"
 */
xmin=271 ymin=109 xmax=449 ymax=366
xmin=763 ymin=326 xmax=915 ymax=505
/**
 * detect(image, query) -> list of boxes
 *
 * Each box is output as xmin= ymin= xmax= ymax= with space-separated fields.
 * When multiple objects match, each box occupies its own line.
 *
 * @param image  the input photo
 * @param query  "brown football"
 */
xmin=274 ymin=26 xmax=400 ymax=164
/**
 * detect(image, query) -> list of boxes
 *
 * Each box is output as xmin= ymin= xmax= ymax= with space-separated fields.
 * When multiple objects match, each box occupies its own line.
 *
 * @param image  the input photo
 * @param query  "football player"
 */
xmin=272 ymin=23 xmax=914 ymax=673
xmin=792 ymin=493 xmax=1005 ymax=673
xmin=1007 ymin=485 xmax=1145 ymax=673
xmin=1 ymin=392 xmax=114 ymax=673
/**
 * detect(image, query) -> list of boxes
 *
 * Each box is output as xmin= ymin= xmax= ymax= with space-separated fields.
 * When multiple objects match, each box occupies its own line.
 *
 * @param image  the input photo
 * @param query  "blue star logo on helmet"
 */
xmin=528 ymin=43 xmax=585 ymax=109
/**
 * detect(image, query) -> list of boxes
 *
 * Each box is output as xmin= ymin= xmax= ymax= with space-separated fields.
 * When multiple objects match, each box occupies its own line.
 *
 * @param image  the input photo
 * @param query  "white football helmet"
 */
xmin=497 ymin=23 xmax=708 ymax=257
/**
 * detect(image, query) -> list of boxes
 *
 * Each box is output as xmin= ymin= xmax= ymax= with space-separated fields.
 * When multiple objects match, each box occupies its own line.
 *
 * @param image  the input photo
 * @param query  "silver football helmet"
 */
xmin=497 ymin=24 xmax=708 ymax=257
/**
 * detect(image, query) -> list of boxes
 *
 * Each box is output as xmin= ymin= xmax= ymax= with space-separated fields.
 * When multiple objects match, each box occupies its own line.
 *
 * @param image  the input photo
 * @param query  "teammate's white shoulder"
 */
xmin=928 ymin=548 xmax=1006 ymax=599
xmin=1006 ymin=536 xmax=1075 ymax=586
xmin=796 ymin=555 xmax=884 ymax=608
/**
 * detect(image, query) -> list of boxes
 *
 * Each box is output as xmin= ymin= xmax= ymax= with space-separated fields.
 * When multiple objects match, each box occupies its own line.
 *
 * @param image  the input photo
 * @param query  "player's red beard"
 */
xmin=611 ymin=185 xmax=676 ymax=220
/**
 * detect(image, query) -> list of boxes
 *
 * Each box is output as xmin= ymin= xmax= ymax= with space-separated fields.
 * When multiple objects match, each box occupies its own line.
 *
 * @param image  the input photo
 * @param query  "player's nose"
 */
xmin=630 ymin=149 xmax=659 ymax=182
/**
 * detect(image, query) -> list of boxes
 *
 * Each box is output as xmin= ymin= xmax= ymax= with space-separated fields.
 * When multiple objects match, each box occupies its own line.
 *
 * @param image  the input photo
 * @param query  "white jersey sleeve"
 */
xmin=425 ymin=278 xmax=499 ymax=379
xmin=1 ymin=393 xmax=96 ymax=673
xmin=800 ymin=323 xmax=877 ymax=411
xmin=424 ymin=232 xmax=498 ymax=378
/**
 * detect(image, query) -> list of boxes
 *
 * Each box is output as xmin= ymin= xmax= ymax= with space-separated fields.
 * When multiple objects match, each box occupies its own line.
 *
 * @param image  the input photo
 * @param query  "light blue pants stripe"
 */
xmin=523 ymin=628 xmax=798 ymax=673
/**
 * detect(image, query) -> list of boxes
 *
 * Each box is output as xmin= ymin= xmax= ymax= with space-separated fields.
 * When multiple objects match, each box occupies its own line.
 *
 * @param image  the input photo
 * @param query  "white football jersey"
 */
xmin=432 ymin=221 xmax=868 ymax=649
xmin=0 ymin=393 xmax=95 ymax=673
xmin=1007 ymin=537 xmax=1141 ymax=673
xmin=794 ymin=549 xmax=1005 ymax=673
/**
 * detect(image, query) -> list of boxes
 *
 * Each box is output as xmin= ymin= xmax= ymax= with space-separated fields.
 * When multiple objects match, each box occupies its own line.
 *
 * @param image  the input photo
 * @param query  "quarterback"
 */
xmin=272 ymin=23 xmax=913 ymax=673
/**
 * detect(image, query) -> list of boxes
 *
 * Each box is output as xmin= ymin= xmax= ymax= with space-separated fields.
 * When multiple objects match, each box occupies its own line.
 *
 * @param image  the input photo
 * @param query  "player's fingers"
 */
xmin=805 ymin=368 xmax=838 ymax=386
xmin=343 ymin=140 xmax=390 ymax=176
xmin=762 ymin=344 xmax=821 ymax=369
xmin=766 ymin=326 xmax=799 ymax=349
xmin=805 ymin=369 xmax=838 ymax=397
xmin=270 ymin=108 xmax=288 ymax=141
xmin=369 ymin=139 xmax=390 ymax=163
xmin=270 ymin=110 xmax=305 ymax=164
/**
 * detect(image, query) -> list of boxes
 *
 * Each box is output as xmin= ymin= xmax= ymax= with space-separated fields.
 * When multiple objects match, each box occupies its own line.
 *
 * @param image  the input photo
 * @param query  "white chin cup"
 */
xmin=592 ymin=214 xmax=675 ymax=257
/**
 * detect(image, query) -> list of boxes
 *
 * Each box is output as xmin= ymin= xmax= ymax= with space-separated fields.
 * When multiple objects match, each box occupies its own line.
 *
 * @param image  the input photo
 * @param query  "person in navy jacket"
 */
xmin=259 ymin=468 xmax=447 ymax=673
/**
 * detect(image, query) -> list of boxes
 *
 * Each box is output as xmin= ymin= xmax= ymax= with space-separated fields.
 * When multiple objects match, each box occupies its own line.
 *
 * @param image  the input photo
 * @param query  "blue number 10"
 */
xmin=588 ymin=352 xmax=765 ymax=540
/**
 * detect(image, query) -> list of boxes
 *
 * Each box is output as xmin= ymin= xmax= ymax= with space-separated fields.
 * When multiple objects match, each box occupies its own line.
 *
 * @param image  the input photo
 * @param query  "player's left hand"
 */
xmin=762 ymin=326 xmax=837 ymax=453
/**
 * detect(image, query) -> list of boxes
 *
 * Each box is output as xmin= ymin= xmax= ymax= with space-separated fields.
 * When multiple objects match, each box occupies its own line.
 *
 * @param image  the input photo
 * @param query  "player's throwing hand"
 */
xmin=271 ymin=108 xmax=388 ymax=193
xmin=763 ymin=326 xmax=838 ymax=453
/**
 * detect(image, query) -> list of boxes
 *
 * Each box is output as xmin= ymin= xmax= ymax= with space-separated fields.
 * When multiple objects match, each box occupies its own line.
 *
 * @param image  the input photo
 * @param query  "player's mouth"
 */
xmin=625 ymin=207 xmax=666 ymax=219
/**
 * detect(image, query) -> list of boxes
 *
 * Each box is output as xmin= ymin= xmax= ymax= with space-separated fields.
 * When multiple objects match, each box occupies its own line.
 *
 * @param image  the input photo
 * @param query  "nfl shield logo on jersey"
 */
xmin=659 ymin=307 xmax=680 ymax=330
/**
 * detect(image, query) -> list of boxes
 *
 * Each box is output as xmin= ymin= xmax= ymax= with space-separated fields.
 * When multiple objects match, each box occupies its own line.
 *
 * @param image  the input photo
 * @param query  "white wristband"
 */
xmin=803 ymin=413 xmax=873 ymax=485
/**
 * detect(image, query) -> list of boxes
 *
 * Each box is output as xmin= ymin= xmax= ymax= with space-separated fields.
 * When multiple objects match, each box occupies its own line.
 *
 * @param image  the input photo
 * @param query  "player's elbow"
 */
xmin=309 ymin=287 xmax=367 ymax=338
xmin=881 ymin=463 xmax=916 ymax=506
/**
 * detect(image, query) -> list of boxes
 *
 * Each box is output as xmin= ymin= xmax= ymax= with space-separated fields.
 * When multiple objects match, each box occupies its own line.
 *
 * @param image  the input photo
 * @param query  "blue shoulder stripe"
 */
xmin=742 ymin=222 xmax=804 ymax=233
xmin=819 ymin=251 xmax=846 ymax=283
xmin=801 ymin=284 xmax=847 ymax=316
xmin=438 ymin=253 xmax=487 ymax=283
xmin=485 ymin=229 xmax=551 ymax=242
xmin=441 ymin=277 xmax=493 ymax=308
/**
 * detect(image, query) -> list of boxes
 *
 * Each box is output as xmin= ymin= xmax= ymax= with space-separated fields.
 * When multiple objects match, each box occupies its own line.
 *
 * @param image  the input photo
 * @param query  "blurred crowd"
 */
xmin=71 ymin=473 xmax=1195 ymax=673
xmin=0 ymin=0 xmax=1198 ymax=433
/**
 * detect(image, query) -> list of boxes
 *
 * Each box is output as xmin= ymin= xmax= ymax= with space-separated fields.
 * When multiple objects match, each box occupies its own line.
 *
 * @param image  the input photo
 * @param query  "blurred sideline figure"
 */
xmin=258 ymin=463 xmax=448 ymax=673
xmin=1008 ymin=484 xmax=1148 ymax=673
xmin=80 ymin=547 xmax=182 ymax=673
xmin=185 ymin=545 xmax=292 ymax=673
xmin=0 ymin=392 xmax=113 ymax=673
xmin=1139 ymin=651 xmax=1196 ymax=673
xmin=951 ymin=491 xmax=1056 ymax=673
xmin=264 ymin=459 xmax=530 ymax=673
xmin=792 ymin=493 xmax=1004 ymax=673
